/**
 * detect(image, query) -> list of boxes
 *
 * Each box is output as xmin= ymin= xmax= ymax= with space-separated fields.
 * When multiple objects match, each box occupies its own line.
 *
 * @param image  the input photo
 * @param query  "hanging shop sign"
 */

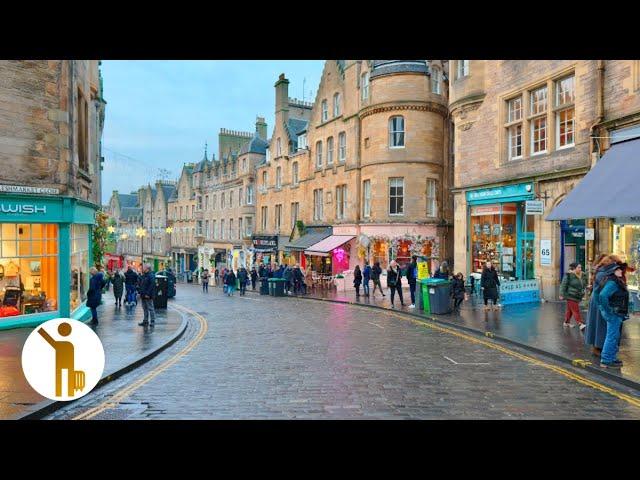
xmin=585 ymin=228 xmax=595 ymax=241
xmin=252 ymin=235 xmax=278 ymax=250
xmin=540 ymin=239 xmax=552 ymax=266
xmin=525 ymin=200 xmax=544 ymax=215
xmin=0 ymin=203 xmax=47 ymax=214
xmin=0 ymin=184 xmax=60 ymax=195
xmin=466 ymin=183 xmax=534 ymax=204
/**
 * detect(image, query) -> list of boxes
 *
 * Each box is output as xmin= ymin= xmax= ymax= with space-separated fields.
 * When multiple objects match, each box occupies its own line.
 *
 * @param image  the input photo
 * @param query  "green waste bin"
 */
xmin=420 ymin=279 xmax=431 ymax=313
xmin=260 ymin=277 xmax=269 ymax=295
xmin=425 ymin=278 xmax=451 ymax=314
xmin=268 ymin=278 xmax=275 ymax=296
xmin=272 ymin=278 xmax=286 ymax=297
xmin=417 ymin=278 xmax=429 ymax=312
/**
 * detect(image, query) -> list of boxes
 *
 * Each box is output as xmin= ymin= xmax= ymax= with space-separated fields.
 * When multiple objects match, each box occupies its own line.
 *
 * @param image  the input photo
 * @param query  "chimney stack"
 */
xmin=275 ymin=73 xmax=290 ymax=122
xmin=256 ymin=116 xmax=267 ymax=140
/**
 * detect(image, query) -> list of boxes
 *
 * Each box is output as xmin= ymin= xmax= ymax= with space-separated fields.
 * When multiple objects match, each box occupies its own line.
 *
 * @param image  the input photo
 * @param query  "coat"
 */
xmin=353 ymin=268 xmax=362 ymax=287
xmin=371 ymin=265 xmax=382 ymax=281
xmin=386 ymin=267 xmax=402 ymax=288
xmin=406 ymin=262 xmax=417 ymax=285
xmin=112 ymin=273 xmax=125 ymax=297
xmin=480 ymin=267 xmax=500 ymax=300
xmin=86 ymin=272 xmax=105 ymax=308
xmin=451 ymin=277 xmax=466 ymax=300
xmin=363 ymin=265 xmax=371 ymax=282
xmin=559 ymin=272 xmax=586 ymax=302
xmin=585 ymin=263 xmax=620 ymax=349
xmin=124 ymin=269 xmax=138 ymax=286
xmin=238 ymin=268 xmax=248 ymax=284
xmin=139 ymin=271 xmax=156 ymax=299
xmin=225 ymin=272 xmax=237 ymax=286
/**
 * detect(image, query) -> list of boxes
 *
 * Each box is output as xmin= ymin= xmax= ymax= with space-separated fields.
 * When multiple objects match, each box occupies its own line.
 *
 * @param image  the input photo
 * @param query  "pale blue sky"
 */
xmin=101 ymin=60 xmax=324 ymax=203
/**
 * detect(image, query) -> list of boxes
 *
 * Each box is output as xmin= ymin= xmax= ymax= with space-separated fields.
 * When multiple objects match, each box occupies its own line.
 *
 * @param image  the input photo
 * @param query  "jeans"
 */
xmin=141 ymin=298 xmax=156 ymax=324
xmin=363 ymin=280 xmax=370 ymax=296
xmin=125 ymin=284 xmax=136 ymax=304
xmin=409 ymin=282 xmax=416 ymax=305
xmin=240 ymin=282 xmax=246 ymax=295
xmin=202 ymin=282 xmax=208 ymax=292
xmin=227 ymin=285 xmax=235 ymax=296
xmin=90 ymin=306 xmax=98 ymax=322
xmin=390 ymin=283 xmax=403 ymax=306
xmin=600 ymin=310 xmax=623 ymax=364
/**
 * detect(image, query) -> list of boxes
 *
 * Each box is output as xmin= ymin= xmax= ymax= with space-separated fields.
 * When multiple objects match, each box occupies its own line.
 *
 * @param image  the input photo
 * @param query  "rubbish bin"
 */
xmin=154 ymin=275 xmax=168 ymax=309
xmin=426 ymin=278 xmax=451 ymax=314
xmin=420 ymin=279 xmax=431 ymax=313
xmin=272 ymin=278 xmax=286 ymax=297
xmin=260 ymin=277 xmax=269 ymax=295
xmin=268 ymin=278 xmax=275 ymax=296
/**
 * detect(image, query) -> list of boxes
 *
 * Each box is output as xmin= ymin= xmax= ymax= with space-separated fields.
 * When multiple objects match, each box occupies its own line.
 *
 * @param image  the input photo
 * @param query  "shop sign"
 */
xmin=466 ymin=183 xmax=533 ymax=203
xmin=0 ymin=184 xmax=60 ymax=195
xmin=614 ymin=216 xmax=640 ymax=225
xmin=585 ymin=228 xmax=595 ymax=241
xmin=0 ymin=203 xmax=47 ymax=214
xmin=525 ymin=200 xmax=544 ymax=215
xmin=252 ymin=235 xmax=278 ymax=249
xmin=540 ymin=239 xmax=552 ymax=266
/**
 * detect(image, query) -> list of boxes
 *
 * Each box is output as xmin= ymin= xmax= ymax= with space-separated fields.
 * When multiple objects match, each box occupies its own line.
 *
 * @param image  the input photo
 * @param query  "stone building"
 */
xmin=255 ymin=61 xmax=452 ymax=279
xmin=449 ymin=60 xmax=640 ymax=301
xmin=168 ymin=163 xmax=197 ymax=275
xmin=106 ymin=189 xmax=143 ymax=267
xmin=0 ymin=60 xmax=106 ymax=327
xmin=142 ymin=181 xmax=176 ymax=271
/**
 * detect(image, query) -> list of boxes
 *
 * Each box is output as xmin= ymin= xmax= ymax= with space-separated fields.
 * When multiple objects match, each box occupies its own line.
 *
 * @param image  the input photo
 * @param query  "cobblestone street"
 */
xmin=47 ymin=284 xmax=640 ymax=419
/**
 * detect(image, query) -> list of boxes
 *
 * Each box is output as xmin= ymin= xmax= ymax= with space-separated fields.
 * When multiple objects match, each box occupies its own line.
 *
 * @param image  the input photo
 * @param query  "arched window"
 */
xmin=321 ymin=100 xmax=328 ymax=122
xmin=276 ymin=166 xmax=282 ymax=188
xmin=333 ymin=93 xmax=341 ymax=117
xmin=327 ymin=137 xmax=334 ymax=165
xmin=292 ymin=162 xmax=299 ymax=185
xmin=316 ymin=141 xmax=323 ymax=168
xmin=389 ymin=116 xmax=405 ymax=148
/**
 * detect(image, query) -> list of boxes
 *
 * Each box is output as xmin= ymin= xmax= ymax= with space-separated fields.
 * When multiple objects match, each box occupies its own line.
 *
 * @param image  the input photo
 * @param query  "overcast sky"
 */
xmin=100 ymin=60 xmax=324 ymax=204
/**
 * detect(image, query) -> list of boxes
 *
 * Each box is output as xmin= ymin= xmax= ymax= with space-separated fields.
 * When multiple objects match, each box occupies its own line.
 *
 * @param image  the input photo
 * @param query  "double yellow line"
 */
xmin=379 ymin=309 xmax=640 ymax=409
xmin=73 ymin=303 xmax=208 ymax=420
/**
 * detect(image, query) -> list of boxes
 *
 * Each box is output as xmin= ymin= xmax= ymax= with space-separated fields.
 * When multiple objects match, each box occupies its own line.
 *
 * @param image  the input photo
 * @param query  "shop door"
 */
xmin=520 ymin=234 xmax=535 ymax=280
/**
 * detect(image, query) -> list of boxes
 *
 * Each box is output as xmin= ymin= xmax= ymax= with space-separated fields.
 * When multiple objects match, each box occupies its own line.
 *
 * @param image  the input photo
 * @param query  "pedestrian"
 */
xmin=238 ymin=266 xmax=248 ymax=296
xmin=451 ymin=272 xmax=466 ymax=312
xmin=214 ymin=268 xmax=219 ymax=287
xmin=371 ymin=261 xmax=385 ymax=297
xmin=353 ymin=265 xmax=362 ymax=297
xmin=251 ymin=266 xmax=258 ymax=290
xmin=87 ymin=267 xmax=106 ymax=325
xmin=362 ymin=262 xmax=371 ymax=297
xmin=406 ymin=256 xmax=418 ymax=308
xmin=225 ymin=268 xmax=237 ymax=296
xmin=585 ymin=255 xmax=625 ymax=357
xmin=201 ymin=268 xmax=210 ymax=293
xmin=387 ymin=260 xmax=404 ymax=308
xmin=138 ymin=263 xmax=156 ymax=327
xmin=258 ymin=264 xmax=266 ymax=279
xmin=597 ymin=263 xmax=630 ymax=368
xmin=293 ymin=264 xmax=305 ymax=294
xmin=433 ymin=260 xmax=450 ymax=280
xmin=111 ymin=268 xmax=125 ymax=308
xmin=559 ymin=262 xmax=587 ymax=330
xmin=124 ymin=265 xmax=139 ymax=306
xmin=480 ymin=260 xmax=500 ymax=311
xmin=283 ymin=265 xmax=293 ymax=294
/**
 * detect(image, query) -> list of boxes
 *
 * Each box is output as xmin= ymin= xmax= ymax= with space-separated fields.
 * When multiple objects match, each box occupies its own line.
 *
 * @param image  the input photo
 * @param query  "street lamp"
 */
xmin=136 ymin=227 xmax=147 ymax=265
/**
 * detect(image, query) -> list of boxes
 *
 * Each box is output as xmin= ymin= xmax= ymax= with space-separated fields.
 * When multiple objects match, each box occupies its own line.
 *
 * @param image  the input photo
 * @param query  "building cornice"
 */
xmin=359 ymin=101 xmax=448 ymax=120
xmin=448 ymin=93 xmax=486 ymax=116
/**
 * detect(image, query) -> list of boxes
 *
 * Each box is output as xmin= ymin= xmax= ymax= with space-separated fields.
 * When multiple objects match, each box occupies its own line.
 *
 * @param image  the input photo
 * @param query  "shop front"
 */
xmin=252 ymin=235 xmax=278 ymax=266
xmin=284 ymin=226 xmax=332 ymax=270
xmin=0 ymin=194 xmax=97 ymax=330
xmin=304 ymin=236 xmax=355 ymax=275
xmin=560 ymin=219 xmax=586 ymax=278
xmin=612 ymin=217 xmax=640 ymax=311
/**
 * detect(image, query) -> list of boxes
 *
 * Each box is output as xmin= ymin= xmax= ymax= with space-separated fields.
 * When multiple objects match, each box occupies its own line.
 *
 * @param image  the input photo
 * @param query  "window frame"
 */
xmin=338 ymin=132 xmax=346 ymax=163
xmin=327 ymin=136 xmax=334 ymax=165
xmin=388 ymin=177 xmax=405 ymax=216
xmin=363 ymin=179 xmax=371 ymax=218
xmin=426 ymin=178 xmax=438 ymax=217
xmin=431 ymin=68 xmax=441 ymax=94
xmin=321 ymin=100 xmax=328 ymax=122
xmin=361 ymin=71 xmax=369 ymax=101
xmin=389 ymin=116 xmax=405 ymax=149
xmin=315 ymin=141 xmax=323 ymax=168
xmin=292 ymin=162 xmax=299 ymax=185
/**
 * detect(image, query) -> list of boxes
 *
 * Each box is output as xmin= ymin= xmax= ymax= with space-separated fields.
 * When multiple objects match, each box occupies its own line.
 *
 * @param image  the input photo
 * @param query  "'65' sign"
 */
xmin=540 ymin=240 xmax=552 ymax=266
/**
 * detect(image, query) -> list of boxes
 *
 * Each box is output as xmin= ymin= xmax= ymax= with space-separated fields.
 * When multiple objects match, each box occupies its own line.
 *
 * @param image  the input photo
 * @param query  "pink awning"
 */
xmin=304 ymin=235 xmax=355 ymax=256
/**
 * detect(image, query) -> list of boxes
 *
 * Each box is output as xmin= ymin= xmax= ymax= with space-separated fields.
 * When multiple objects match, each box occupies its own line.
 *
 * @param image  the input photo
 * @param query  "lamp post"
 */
xmin=136 ymin=227 xmax=147 ymax=269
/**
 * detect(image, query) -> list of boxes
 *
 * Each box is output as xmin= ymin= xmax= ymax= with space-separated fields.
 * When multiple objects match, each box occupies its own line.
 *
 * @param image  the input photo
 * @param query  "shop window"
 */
xmin=0 ymin=224 xmax=58 ymax=317
xmin=372 ymin=239 xmax=388 ymax=269
xmin=613 ymin=224 xmax=640 ymax=292
xmin=470 ymin=204 xmax=518 ymax=278
xmin=70 ymin=224 xmax=88 ymax=312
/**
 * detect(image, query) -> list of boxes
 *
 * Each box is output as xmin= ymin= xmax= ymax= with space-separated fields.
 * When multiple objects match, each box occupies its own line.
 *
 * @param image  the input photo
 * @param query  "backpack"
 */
xmin=598 ymin=275 xmax=629 ymax=316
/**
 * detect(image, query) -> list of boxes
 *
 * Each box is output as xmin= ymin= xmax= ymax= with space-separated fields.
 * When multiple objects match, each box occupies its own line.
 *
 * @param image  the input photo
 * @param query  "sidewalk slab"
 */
xmin=0 ymin=299 xmax=186 ymax=420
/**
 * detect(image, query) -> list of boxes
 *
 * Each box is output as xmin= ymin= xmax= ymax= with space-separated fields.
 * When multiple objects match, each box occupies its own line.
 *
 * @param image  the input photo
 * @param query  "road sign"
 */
xmin=525 ymin=200 xmax=544 ymax=215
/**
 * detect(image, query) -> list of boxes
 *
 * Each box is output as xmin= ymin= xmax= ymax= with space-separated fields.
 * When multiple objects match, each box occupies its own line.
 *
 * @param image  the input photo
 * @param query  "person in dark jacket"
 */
xmin=387 ymin=260 xmax=405 ymax=308
xmin=237 ymin=267 xmax=248 ymax=296
xmin=433 ymin=260 xmax=450 ymax=280
xmin=87 ymin=267 xmax=106 ymax=324
xmin=406 ymin=256 xmax=418 ymax=308
xmin=111 ymin=269 xmax=125 ymax=308
xmin=371 ymin=262 xmax=385 ymax=297
xmin=225 ymin=269 xmax=237 ymax=296
xmin=353 ymin=265 xmax=363 ymax=297
xmin=201 ymin=268 xmax=210 ymax=293
xmin=283 ymin=265 xmax=293 ymax=294
xmin=258 ymin=264 xmax=265 ymax=279
xmin=362 ymin=262 xmax=371 ymax=297
xmin=292 ymin=264 xmax=305 ymax=294
xmin=250 ymin=267 xmax=258 ymax=290
xmin=124 ymin=266 xmax=138 ymax=304
xmin=598 ymin=264 xmax=629 ymax=368
xmin=559 ymin=262 xmax=587 ymax=330
xmin=138 ymin=264 xmax=156 ymax=327
xmin=451 ymin=272 xmax=466 ymax=312
xmin=480 ymin=261 xmax=500 ymax=311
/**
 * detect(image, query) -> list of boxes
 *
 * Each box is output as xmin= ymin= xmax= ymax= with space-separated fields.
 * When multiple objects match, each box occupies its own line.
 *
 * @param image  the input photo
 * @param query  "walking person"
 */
xmin=451 ymin=272 xmax=466 ymax=313
xmin=251 ymin=266 xmax=258 ymax=291
xmin=283 ymin=265 xmax=293 ymax=295
xmin=201 ymin=268 xmax=210 ymax=293
xmin=138 ymin=263 xmax=156 ymax=327
xmin=406 ymin=256 xmax=418 ymax=308
xmin=225 ymin=268 xmax=237 ymax=296
xmin=111 ymin=268 xmax=125 ymax=308
xmin=87 ymin=267 xmax=106 ymax=325
xmin=371 ymin=261 xmax=385 ymax=297
xmin=124 ymin=265 xmax=139 ymax=307
xmin=559 ymin=262 xmax=587 ymax=330
xmin=597 ymin=263 xmax=630 ymax=368
xmin=238 ymin=266 xmax=248 ymax=296
xmin=387 ymin=260 xmax=405 ymax=308
xmin=214 ymin=268 xmax=219 ymax=287
xmin=480 ymin=261 xmax=500 ymax=311
xmin=362 ymin=262 xmax=371 ymax=297
xmin=585 ymin=255 xmax=621 ymax=357
xmin=353 ymin=265 xmax=362 ymax=298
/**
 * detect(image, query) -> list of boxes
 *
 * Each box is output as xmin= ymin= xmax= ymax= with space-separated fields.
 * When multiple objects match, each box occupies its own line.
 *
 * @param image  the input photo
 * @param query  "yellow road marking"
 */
xmin=73 ymin=303 xmax=208 ymax=420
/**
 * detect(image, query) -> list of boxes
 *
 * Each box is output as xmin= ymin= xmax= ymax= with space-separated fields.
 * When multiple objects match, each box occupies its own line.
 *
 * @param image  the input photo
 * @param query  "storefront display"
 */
xmin=613 ymin=222 xmax=640 ymax=291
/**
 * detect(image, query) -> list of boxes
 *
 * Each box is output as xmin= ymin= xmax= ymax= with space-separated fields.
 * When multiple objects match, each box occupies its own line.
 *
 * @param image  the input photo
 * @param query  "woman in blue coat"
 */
xmin=597 ymin=264 xmax=629 ymax=368
xmin=584 ymin=257 xmax=620 ymax=357
xmin=87 ymin=267 xmax=105 ymax=325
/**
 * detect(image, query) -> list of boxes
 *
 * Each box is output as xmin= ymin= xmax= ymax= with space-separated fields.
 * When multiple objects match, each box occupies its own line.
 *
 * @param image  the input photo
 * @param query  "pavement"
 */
xmin=0 ymin=297 xmax=185 ymax=420
xmin=47 ymin=283 xmax=640 ymax=419
xmin=298 ymin=285 xmax=640 ymax=386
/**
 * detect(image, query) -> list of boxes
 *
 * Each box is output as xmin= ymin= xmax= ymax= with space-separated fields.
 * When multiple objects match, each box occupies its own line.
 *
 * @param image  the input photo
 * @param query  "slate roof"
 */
xmin=286 ymin=118 xmax=309 ymax=150
xmin=370 ymin=60 xmax=429 ymax=79
xmin=159 ymin=184 xmax=176 ymax=205
xmin=120 ymin=207 xmax=143 ymax=220
xmin=239 ymin=134 xmax=269 ymax=155
xmin=118 ymin=193 xmax=138 ymax=208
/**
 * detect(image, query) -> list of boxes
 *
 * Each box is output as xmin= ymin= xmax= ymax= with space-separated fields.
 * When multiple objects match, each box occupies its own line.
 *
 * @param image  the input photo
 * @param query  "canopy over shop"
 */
xmin=283 ymin=226 xmax=332 ymax=269
xmin=304 ymin=235 xmax=355 ymax=274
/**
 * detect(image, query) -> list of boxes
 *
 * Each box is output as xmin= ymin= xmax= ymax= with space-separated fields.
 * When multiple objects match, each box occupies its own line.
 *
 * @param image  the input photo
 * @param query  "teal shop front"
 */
xmin=466 ymin=183 xmax=539 ymax=305
xmin=0 ymin=194 xmax=97 ymax=330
